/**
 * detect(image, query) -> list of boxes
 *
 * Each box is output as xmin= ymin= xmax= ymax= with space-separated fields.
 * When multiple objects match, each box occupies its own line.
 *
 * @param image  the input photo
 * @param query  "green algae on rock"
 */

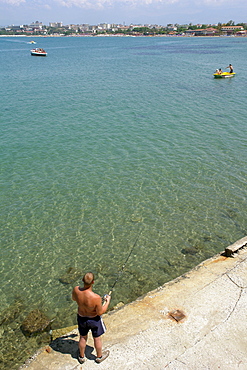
xmin=21 ymin=309 xmax=53 ymax=336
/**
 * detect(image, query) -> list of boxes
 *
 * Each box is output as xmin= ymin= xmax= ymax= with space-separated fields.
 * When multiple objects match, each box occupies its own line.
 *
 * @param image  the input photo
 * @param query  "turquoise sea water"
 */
xmin=1 ymin=36 xmax=247 ymax=368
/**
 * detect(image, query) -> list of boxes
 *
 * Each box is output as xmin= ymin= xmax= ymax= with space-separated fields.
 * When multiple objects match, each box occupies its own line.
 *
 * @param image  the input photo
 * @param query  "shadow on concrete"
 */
xmin=50 ymin=333 xmax=95 ymax=361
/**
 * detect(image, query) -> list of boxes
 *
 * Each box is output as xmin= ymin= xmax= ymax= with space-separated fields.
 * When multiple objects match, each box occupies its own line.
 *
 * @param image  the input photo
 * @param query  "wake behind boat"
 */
xmin=30 ymin=48 xmax=47 ymax=56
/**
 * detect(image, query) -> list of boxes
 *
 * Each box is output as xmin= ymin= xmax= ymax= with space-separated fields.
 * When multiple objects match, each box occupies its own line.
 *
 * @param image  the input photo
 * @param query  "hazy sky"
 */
xmin=0 ymin=0 xmax=246 ymax=27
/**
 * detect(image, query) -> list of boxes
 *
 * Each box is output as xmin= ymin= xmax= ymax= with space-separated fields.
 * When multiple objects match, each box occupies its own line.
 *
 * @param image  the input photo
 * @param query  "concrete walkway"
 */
xmin=21 ymin=240 xmax=247 ymax=370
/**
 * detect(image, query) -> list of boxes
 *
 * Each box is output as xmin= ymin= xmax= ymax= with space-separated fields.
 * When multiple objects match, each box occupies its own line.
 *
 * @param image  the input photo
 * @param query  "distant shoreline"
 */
xmin=1 ymin=34 xmax=245 ymax=38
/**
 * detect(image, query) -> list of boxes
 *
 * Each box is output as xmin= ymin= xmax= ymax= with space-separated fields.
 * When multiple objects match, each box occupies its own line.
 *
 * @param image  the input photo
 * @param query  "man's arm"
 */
xmin=72 ymin=287 xmax=77 ymax=301
xmin=95 ymin=295 xmax=111 ymax=316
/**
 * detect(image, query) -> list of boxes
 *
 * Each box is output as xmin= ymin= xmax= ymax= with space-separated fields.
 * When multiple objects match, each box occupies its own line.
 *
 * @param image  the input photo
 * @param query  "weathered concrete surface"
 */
xmin=21 ymin=246 xmax=247 ymax=370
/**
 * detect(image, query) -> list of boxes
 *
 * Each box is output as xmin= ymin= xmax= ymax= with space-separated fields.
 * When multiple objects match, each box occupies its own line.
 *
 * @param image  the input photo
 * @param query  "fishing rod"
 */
xmin=103 ymin=226 xmax=143 ymax=302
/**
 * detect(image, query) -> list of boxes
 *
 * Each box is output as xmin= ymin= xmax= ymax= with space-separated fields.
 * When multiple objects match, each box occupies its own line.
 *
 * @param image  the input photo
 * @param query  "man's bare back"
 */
xmin=72 ymin=286 xmax=103 ymax=317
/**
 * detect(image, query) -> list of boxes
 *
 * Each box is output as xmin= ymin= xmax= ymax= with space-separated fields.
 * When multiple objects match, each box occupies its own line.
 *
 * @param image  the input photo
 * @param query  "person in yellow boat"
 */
xmin=215 ymin=69 xmax=222 ymax=75
xmin=226 ymin=64 xmax=234 ymax=73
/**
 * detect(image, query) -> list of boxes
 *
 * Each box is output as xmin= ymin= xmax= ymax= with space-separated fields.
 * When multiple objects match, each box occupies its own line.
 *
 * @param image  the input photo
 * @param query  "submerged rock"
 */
xmin=113 ymin=302 xmax=125 ymax=310
xmin=181 ymin=247 xmax=198 ymax=255
xmin=50 ymin=325 xmax=77 ymax=341
xmin=59 ymin=267 xmax=83 ymax=285
xmin=131 ymin=215 xmax=143 ymax=223
xmin=21 ymin=309 xmax=52 ymax=336
xmin=0 ymin=299 xmax=23 ymax=325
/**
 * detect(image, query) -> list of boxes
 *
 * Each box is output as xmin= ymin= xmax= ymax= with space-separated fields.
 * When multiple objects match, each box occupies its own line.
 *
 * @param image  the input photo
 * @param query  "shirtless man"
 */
xmin=72 ymin=272 xmax=111 ymax=364
xmin=226 ymin=64 xmax=234 ymax=73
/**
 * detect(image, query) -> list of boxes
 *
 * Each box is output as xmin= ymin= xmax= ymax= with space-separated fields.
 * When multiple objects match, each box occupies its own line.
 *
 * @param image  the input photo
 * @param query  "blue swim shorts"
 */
xmin=77 ymin=314 xmax=106 ymax=338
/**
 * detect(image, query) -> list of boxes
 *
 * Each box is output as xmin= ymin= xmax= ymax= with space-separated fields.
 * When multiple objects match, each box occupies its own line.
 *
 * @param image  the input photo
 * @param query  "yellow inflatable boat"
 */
xmin=213 ymin=72 xmax=235 ymax=78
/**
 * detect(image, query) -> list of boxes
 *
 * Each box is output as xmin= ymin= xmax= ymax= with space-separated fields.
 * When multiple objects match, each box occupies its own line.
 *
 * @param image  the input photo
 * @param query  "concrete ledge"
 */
xmin=225 ymin=235 xmax=247 ymax=257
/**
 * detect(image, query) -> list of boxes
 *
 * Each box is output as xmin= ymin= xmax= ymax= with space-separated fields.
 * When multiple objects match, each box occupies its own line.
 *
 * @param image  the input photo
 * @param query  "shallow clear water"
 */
xmin=0 ymin=36 xmax=247 ymax=369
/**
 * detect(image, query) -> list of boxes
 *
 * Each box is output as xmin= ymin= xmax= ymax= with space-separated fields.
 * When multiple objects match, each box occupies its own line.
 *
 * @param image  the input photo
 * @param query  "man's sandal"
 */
xmin=95 ymin=350 xmax=110 ymax=363
xmin=78 ymin=350 xmax=86 ymax=364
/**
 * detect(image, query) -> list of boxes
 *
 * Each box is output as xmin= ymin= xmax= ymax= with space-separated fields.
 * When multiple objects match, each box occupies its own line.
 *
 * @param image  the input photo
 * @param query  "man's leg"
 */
xmin=93 ymin=336 xmax=102 ymax=358
xmin=93 ymin=336 xmax=110 ymax=363
xmin=79 ymin=334 xmax=88 ymax=358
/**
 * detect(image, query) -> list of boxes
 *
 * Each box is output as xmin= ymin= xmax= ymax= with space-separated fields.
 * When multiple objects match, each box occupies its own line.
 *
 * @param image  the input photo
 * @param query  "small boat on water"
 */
xmin=213 ymin=72 xmax=235 ymax=78
xmin=28 ymin=40 xmax=36 ymax=44
xmin=30 ymin=48 xmax=47 ymax=56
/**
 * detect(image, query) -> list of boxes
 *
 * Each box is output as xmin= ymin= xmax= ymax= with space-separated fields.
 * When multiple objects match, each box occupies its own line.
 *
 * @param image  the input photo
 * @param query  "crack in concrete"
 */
xmin=223 ymin=271 xmax=246 ymax=322
xmin=188 ymin=256 xmax=247 ymax=300
xmin=166 ymin=275 xmax=245 ymax=368
xmin=177 ymin=359 xmax=187 ymax=365
xmin=226 ymin=272 xmax=247 ymax=289
xmin=223 ymin=288 xmax=243 ymax=323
